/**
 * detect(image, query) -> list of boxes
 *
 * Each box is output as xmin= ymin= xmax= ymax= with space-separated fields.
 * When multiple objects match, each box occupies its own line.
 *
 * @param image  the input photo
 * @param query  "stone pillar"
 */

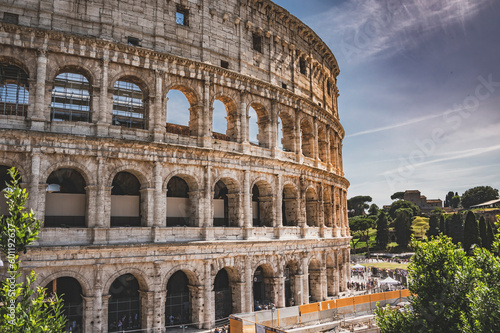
xmin=204 ymin=165 xmax=212 ymax=228
xmin=243 ymin=171 xmax=252 ymax=238
xmin=240 ymin=93 xmax=248 ymax=144
xmin=275 ymin=175 xmax=283 ymax=234
xmin=153 ymin=162 xmax=164 ymax=227
xmin=38 ymin=183 xmax=48 ymax=224
xmin=96 ymin=56 xmax=110 ymax=136
xmin=95 ymin=158 xmax=106 ymax=228
xmin=139 ymin=188 xmax=155 ymax=227
xmin=302 ymin=256 xmax=309 ymax=304
xmin=153 ymin=291 xmax=166 ymax=331
xmin=320 ymin=267 xmax=327 ymax=301
xmin=274 ymin=276 xmax=285 ymax=308
xmin=153 ymin=70 xmax=166 ymax=142
xmin=200 ymin=79 xmax=212 ymax=147
xmin=139 ymin=290 xmax=155 ymax=331
xmin=81 ymin=295 xmax=95 ymax=333
xmin=203 ymin=261 xmax=214 ymax=329
xmin=294 ymin=272 xmax=304 ymax=306
xmin=31 ymin=49 xmax=47 ymax=129
xmin=100 ymin=294 xmax=111 ymax=333
xmin=243 ymin=258 xmax=253 ymax=313
xmin=188 ymin=190 xmax=202 ymax=227
xmin=333 ymin=262 xmax=340 ymax=296
xmin=85 ymin=185 xmax=97 ymax=228
xmin=270 ymin=99 xmax=278 ymax=157
xmin=294 ymin=108 xmax=301 ymax=160
xmin=189 ymin=285 xmax=205 ymax=329
xmin=29 ymin=151 xmax=41 ymax=216
xmin=313 ymin=118 xmax=319 ymax=162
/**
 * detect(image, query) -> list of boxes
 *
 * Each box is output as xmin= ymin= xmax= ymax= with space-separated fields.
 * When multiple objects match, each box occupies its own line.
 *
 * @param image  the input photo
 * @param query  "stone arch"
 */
xmin=305 ymin=186 xmax=319 ymax=227
xmin=0 ymin=157 xmax=28 ymax=183
xmin=252 ymin=262 xmax=277 ymax=309
xmin=111 ymin=74 xmax=150 ymax=129
xmin=213 ymin=267 xmax=238 ymax=319
xmin=318 ymin=126 xmax=328 ymax=162
xmin=300 ymin=118 xmax=314 ymax=158
xmin=251 ymin=178 xmax=274 ymax=227
xmin=37 ymin=270 xmax=92 ymax=297
xmin=308 ymin=257 xmax=322 ymax=302
xmin=103 ymin=267 xmax=152 ymax=294
xmin=211 ymin=93 xmax=239 ymax=142
xmin=326 ymin=255 xmax=336 ymax=297
xmin=163 ymin=264 xmax=202 ymax=288
xmin=213 ymin=176 xmax=241 ymax=227
xmin=51 ymin=63 xmax=96 ymax=86
xmin=164 ymin=170 xmax=200 ymax=193
xmin=0 ymin=56 xmax=31 ymax=77
xmin=282 ymin=182 xmax=299 ymax=227
xmin=42 ymin=160 xmax=94 ymax=187
xmin=107 ymin=164 xmax=150 ymax=189
xmin=323 ymin=187 xmax=333 ymax=227
xmin=278 ymin=110 xmax=295 ymax=152
xmin=247 ymin=101 xmax=271 ymax=148
xmin=165 ymin=83 xmax=200 ymax=107
xmin=109 ymin=72 xmax=152 ymax=97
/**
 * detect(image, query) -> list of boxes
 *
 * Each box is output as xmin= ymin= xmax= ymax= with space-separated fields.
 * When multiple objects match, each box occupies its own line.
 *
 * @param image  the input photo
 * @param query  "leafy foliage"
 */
xmin=376 ymin=216 xmax=500 ymax=333
xmin=463 ymin=211 xmax=480 ymax=254
xmin=376 ymin=210 xmax=389 ymax=249
xmin=388 ymin=200 xmax=420 ymax=220
xmin=390 ymin=192 xmax=405 ymax=201
xmin=0 ymin=168 xmax=66 ymax=331
xmin=461 ymin=186 xmax=499 ymax=209
xmin=349 ymin=216 xmax=375 ymax=255
xmin=347 ymin=195 xmax=372 ymax=217
xmin=426 ymin=214 xmax=440 ymax=238
xmin=394 ymin=208 xmax=413 ymax=248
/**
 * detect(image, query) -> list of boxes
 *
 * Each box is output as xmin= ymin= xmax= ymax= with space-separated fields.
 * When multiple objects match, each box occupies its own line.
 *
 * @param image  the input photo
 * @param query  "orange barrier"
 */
xmin=400 ymin=289 xmax=410 ymax=297
xmin=299 ymin=303 xmax=320 ymax=315
xmin=369 ymin=292 xmax=385 ymax=302
xmin=354 ymin=294 xmax=371 ymax=305
xmin=320 ymin=299 xmax=336 ymax=310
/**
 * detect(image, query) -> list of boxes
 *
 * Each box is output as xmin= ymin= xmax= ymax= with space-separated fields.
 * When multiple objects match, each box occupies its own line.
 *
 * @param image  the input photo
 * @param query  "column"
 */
xmin=96 ymin=56 xmax=110 ymax=136
xmin=31 ymin=49 xmax=47 ymax=129
xmin=100 ymin=294 xmax=111 ymax=333
xmin=320 ymin=267 xmax=327 ymax=301
xmin=200 ymin=79 xmax=212 ymax=147
xmin=85 ymin=185 xmax=97 ymax=228
xmin=313 ymin=118 xmax=319 ymax=162
xmin=274 ymin=276 xmax=285 ymax=308
xmin=302 ymin=256 xmax=309 ymax=304
xmin=189 ymin=285 xmax=205 ymax=329
xmin=29 ymin=151 xmax=41 ymax=216
xmin=153 ymin=291 xmax=166 ymax=331
xmin=243 ymin=171 xmax=252 ymax=238
xmin=244 ymin=257 xmax=253 ymax=313
xmin=153 ymin=70 xmax=166 ymax=142
xmin=270 ymin=99 xmax=278 ymax=157
xmin=275 ymin=175 xmax=282 ymax=229
xmin=81 ymin=295 xmax=96 ymax=333
xmin=203 ymin=261 xmax=214 ymax=329
xmin=139 ymin=188 xmax=155 ymax=227
xmin=153 ymin=162 xmax=164 ymax=227
xmin=240 ymin=93 xmax=248 ymax=144
xmin=139 ymin=290 xmax=155 ymax=331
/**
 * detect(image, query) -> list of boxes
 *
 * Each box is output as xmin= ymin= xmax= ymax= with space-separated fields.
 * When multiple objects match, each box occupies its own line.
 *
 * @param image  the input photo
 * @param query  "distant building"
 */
xmin=470 ymin=199 xmax=500 ymax=209
xmin=403 ymin=190 xmax=442 ymax=213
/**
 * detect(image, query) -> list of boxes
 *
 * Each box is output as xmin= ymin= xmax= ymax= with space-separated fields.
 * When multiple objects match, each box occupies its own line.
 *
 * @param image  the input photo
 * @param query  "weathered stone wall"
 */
xmin=0 ymin=0 xmax=349 ymax=331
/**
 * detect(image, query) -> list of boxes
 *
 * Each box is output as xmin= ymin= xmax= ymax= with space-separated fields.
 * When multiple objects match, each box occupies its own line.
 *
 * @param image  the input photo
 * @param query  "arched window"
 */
xmin=248 ymin=106 xmax=259 ymax=145
xmin=305 ymin=188 xmax=318 ymax=227
xmin=111 ymin=172 xmax=141 ymax=227
xmin=214 ymin=269 xmax=232 ymax=319
xmin=51 ymin=72 xmax=91 ymax=122
xmin=253 ymin=265 xmax=274 ymax=309
xmin=278 ymin=113 xmax=295 ymax=152
xmin=252 ymin=185 xmax=260 ymax=227
xmin=284 ymin=261 xmax=299 ymax=307
xmin=166 ymin=176 xmax=191 ymax=226
xmin=0 ymin=63 xmax=29 ymax=116
xmin=301 ymin=119 xmax=314 ymax=158
xmin=318 ymin=128 xmax=327 ymax=162
xmin=45 ymin=277 xmax=83 ymax=332
xmin=112 ymin=80 xmax=146 ymax=129
xmin=166 ymin=271 xmax=191 ymax=326
xmin=212 ymin=99 xmax=228 ymax=140
xmin=108 ymin=274 xmax=141 ymax=332
xmin=213 ymin=180 xmax=229 ymax=227
xmin=308 ymin=259 xmax=321 ymax=302
xmin=45 ymin=168 xmax=86 ymax=228
xmin=166 ymin=89 xmax=190 ymax=135
xmin=252 ymin=181 xmax=273 ymax=227
xmin=282 ymin=185 xmax=298 ymax=227
xmin=326 ymin=256 xmax=336 ymax=297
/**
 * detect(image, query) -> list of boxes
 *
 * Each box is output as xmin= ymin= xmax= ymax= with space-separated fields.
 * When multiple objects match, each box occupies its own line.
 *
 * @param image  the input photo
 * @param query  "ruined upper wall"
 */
xmin=0 ymin=0 xmax=340 ymax=117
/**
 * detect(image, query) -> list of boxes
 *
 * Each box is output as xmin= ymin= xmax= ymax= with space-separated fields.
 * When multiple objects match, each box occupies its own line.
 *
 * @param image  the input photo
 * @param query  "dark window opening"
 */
xmin=176 ymin=6 xmax=189 ymax=26
xmin=327 ymin=81 xmax=332 ymax=96
xmin=0 ymin=63 xmax=29 ymax=117
xmin=166 ymin=271 xmax=191 ymax=326
xmin=253 ymin=33 xmax=262 ymax=53
xmin=108 ymin=274 xmax=141 ymax=332
xmin=51 ymin=72 xmax=91 ymax=123
xmin=127 ymin=36 xmax=140 ymax=47
xmin=220 ymin=60 xmax=229 ymax=69
xmin=299 ymin=58 xmax=307 ymax=75
xmin=3 ymin=13 xmax=19 ymax=25
xmin=112 ymin=80 xmax=146 ymax=129
xmin=281 ymin=83 xmax=287 ymax=90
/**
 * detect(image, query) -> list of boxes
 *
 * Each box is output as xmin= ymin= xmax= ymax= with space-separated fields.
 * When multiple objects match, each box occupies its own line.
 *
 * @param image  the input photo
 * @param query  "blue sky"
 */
xmin=273 ymin=0 xmax=500 ymax=207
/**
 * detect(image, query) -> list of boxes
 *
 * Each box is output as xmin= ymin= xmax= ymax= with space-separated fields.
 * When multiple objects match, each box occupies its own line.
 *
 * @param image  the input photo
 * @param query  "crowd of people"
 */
xmin=214 ymin=324 xmax=228 ymax=332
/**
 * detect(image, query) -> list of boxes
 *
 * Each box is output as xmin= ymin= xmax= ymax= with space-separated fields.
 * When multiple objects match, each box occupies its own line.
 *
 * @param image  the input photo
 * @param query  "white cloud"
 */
xmin=310 ymin=0 xmax=493 ymax=62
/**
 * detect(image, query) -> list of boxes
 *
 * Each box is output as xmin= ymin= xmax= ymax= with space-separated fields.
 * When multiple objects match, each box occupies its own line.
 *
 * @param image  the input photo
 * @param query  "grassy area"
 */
xmin=358 ymin=262 xmax=409 ymax=270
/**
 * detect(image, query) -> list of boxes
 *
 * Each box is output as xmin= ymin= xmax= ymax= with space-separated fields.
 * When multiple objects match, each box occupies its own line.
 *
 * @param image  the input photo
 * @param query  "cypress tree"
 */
xmin=449 ymin=213 xmax=464 ymax=244
xmin=376 ymin=210 xmax=389 ymax=249
xmin=485 ymin=219 xmax=495 ymax=251
xmin=439 ymin=214 xmax=445 ymax=234
xmin=463 ymin=211 xmax=480 ymax=253
xmin=426 ymin=214 xmax=440 ymax=238
xmin=479 ymin=216 xmax=487 ymax=248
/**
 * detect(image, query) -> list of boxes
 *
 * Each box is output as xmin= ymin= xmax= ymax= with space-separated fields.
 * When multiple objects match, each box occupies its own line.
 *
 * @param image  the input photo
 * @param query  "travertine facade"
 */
xmin=0 ymin=0 xmax=350 ymax=331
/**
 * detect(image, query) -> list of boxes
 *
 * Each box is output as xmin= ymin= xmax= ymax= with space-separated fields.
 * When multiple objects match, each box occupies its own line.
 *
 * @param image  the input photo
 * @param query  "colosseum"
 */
xmin=0 ymin=0 xmax=350 ymax=331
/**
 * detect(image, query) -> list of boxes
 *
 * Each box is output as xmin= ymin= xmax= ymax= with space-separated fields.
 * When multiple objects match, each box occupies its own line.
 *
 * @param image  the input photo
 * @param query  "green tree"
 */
xmin=368 ymin=203 xmax=379 ymax=216
xmin=376 ymin=218 xmax=500 ymax=333
xmin=444 ymin=191 xmax=455 ymax=207
xmin=394 ymin=208 xmax=412 ymax=248
xmin=388 ymin=200 xmax=420 ymax=220
xmin=461 ymin=186 xmax=499 ymax=209
xmin=390 ymin=191 xmax=405 ymax=201
xmin=349 ymin=216 xmax=375 ymax=256
xmin=426 ymin=214 xmax=440 ymax=238
xmin=485 ymin=220 xmax=495 ymax=251
xmin=439 ymin=214 xmax=445 ymax=234
xmin=376 ymin=210 xmax=389 ymax=250
xmin=479 ymin=216 xmax=487 ymax=249
xmin=451 ymin=195 xmax=461 ymax=208
xmin=463 ymin=211 xmax=480 ymax=253
xmin=449 ymin=213 xmax=464 ymax=244
xmin=0 ymin=168 xmax=66 ymax=332
xmin=347 ymin=195 xmax=372 ymax=216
